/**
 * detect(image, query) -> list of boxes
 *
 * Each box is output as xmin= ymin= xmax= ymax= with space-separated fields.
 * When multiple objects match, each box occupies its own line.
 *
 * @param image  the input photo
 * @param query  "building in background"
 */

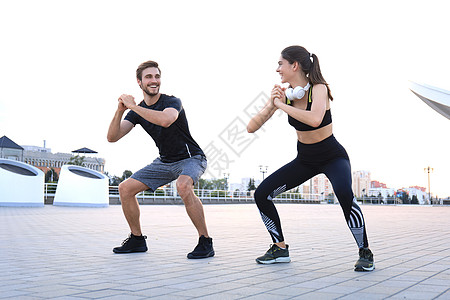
xmin=368 ymin=187 xmax=396 ymax=198
xmin=371 ymin=180 xmax=387 ymax=189
xmin=368 ymin=180 xmax=394 ymax=199
xmin=0 ymin=136 xmax=105 ymax=175
xmin=404 ymin=186 xmax=428 ymax=204
xmin=352 ymin=170 xmax=371 ymax=197
xmin=233 ymin=177 xmax=261 ymax=191
xmin=311 ymin=174 xmax=333 ymax=200
xmin=0 ymin=136 xmax=24 ymax=160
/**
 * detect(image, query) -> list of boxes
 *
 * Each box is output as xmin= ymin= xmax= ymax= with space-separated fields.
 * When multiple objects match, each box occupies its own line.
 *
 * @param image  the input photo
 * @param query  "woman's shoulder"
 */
xmin=311 ymin=83 xmax=329 ymax=98
xmin=311 ymin=83 xmax=327 ymax=92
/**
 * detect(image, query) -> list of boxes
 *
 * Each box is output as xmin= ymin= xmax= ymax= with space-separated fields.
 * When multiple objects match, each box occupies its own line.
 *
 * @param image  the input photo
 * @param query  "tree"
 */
xmin=197 ymin=178 xmax=226 ymax=190
xmin=122 ymin=170 xmax=133 ymax=181
xmin=411 ymin=195 xmax=419 ymax=204
xmin=45 ymin=168 xmax=59 ymax=183
xmin=105 ymin=170 xmax=133 ymax=186
xmin=247 ymin=178 xmax=256 ymax=191
xmin=109 ymin=175 xmax=122 ymax=186
xmin=214 ymin=178 xmax=226 ymax=190
xmin=397 ymin=190 xmax=410 ymax=204
xmin=198 ymin=178 xmax=213 ymax=190
xmin=67 ymin=155 xmax=85 ymax=166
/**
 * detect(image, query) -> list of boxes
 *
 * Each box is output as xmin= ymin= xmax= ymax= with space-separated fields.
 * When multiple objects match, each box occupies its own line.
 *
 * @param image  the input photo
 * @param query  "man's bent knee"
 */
xmin=177 ymin=176 xmax=196 ymax=203
xmin=119 ymin=179 xmax=146 ymax=199
xmin=177 ymin=180 xmax=192 ymax=195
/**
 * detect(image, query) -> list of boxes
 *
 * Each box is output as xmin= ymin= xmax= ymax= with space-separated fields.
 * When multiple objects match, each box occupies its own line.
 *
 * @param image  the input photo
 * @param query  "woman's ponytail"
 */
xmin=309 ymin=53 xmax=333 ymax=100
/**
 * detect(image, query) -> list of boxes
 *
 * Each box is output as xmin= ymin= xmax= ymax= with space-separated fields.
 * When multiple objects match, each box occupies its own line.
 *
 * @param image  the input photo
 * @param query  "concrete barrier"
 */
xmin=0 ymin=158 xmax=44 ymax=207
xmin=53 ymin=165 xmax=108 ymax=207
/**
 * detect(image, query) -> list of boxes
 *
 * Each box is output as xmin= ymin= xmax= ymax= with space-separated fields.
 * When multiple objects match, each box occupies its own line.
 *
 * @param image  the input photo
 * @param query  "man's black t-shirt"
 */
xmin=124 ymin=94 xmax=205 ymax=163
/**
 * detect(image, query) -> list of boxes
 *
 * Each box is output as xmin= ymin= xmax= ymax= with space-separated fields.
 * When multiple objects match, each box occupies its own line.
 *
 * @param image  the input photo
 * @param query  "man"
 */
xmin=107 ymin=60 xmax=214 ymax=259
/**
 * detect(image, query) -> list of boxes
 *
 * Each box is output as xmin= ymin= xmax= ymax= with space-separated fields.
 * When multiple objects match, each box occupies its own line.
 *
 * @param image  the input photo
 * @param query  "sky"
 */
xmin=1 ymin=0 xmax=449 ymax=197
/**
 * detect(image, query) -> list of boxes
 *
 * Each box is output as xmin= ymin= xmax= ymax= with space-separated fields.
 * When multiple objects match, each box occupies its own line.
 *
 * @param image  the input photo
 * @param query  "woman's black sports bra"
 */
xmin=287 ymin=85 xmax=332 ymax=131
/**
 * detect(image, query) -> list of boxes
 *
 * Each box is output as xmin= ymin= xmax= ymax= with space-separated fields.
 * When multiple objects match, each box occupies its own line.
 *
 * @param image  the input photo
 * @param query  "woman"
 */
xmin=247 ymin=45 xmax=374 ymax=271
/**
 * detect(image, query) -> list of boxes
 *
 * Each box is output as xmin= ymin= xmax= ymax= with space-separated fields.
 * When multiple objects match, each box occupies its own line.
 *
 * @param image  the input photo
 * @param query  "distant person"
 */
xmin=247 ymin=46 xmax=374 ymax=271
xmin=107 ymin=60 xmax=214 ymax=259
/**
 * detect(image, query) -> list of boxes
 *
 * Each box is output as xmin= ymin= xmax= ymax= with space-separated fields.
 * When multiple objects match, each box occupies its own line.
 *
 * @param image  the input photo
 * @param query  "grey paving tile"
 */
xmin=128 ymin=287 xmax=185 ymax=298
xmin=169 ymin=287 xmax=228 ymax=298
xmin=421 ymin=278 xmax=450 ymax=286
xmin=435 ymin=289 xmax=450 ymax=300
xmin=239 ymin=293 xmax=285 ymax=300
xmin=339 ymin=293 xmax=387 ymax=300
xmin=28 ymin=287 xmax=87 ymax=298
xmin=149 ymin=295 xmax=191 ymax=300
xmin=0 ymin=290 xmax=34 ymax=299
xmin=195 ymin=293 xmax=243 ymax=300
xmin=266 ymin=285 xmax=315 ymax=297
xmin=50 ymin=297 xmax=87 ymax=300
xmin=317 ymin=284 xmax=362 ymax=294
xmin=387 ymin=290 xmax=442 ymax=299
xmin=66 ymin=288 xmax=125 ymax=298
xmin=1 ymin=204 xmax=450 ymax=299
xmin=91 ymin=295 xmax=146 ymax=300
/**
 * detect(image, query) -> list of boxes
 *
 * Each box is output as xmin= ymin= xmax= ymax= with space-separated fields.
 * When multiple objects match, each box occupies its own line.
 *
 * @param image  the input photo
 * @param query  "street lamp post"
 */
xmin=223 ymin=173 xmax=229 ymax=191
xmin=424 ymin=166 xmax=433 ymax=205
xmin=259 ymin=165 xmax=268 ymax=180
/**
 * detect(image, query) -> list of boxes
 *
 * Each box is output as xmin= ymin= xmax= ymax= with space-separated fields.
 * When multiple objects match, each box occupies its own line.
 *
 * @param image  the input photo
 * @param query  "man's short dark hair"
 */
xmin=136 ymin=61 xmax=161 ymax=80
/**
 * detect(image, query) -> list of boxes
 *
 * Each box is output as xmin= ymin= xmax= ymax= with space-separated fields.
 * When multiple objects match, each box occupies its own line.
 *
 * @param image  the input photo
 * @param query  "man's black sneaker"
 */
xmin=113 ymin=233 xmax=148 ymax=253
xmin=354 ymin=247 xmax=375 ymax=271
xmin=256 ymin=244 xmax=291 ymax=264
xmin=187 ymin=235 xmax=215 ymax=259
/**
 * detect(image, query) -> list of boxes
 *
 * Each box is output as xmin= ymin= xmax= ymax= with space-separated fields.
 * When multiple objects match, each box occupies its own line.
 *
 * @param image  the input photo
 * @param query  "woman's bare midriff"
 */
xmin=296 ymin=123 xmax=333 ymax=144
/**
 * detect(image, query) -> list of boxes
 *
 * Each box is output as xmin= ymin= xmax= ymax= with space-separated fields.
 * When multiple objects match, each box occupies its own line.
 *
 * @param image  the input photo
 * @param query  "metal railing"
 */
xmin=44 ymin=183 xmax=447 ymax=205
xmin=357 ymin=196 xmax=403 ymax=205
xmin=44 ymin=183 xmax=323 ymax=204
xmin=108 ymin=186 xmax=323 ymax=204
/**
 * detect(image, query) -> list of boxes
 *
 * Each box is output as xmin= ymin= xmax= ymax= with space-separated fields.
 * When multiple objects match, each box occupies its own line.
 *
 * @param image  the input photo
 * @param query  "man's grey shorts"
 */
xmin=131 ymin=155 xmax=207 ymax=192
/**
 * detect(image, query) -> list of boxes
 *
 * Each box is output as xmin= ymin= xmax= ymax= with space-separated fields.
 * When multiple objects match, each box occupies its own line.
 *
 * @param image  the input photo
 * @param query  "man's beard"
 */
xmin=141 ymin=84 xmax=159 ymax=96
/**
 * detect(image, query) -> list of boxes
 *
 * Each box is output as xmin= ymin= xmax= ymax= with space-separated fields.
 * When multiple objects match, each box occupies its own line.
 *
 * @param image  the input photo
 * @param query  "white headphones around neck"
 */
xmin=285 ymin=83 xmax=311 ymax=101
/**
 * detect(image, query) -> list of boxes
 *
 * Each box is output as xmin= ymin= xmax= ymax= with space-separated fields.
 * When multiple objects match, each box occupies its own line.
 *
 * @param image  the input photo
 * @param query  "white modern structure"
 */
xmin=409 ymin=81 xmax=450 ymax=119
xmin=404 ymin=187 xmax=428 ymax=205
xmin=0 ymin=158 xmax=44 ymax=206
xmin=53 ymin=165 xmax=109 ymax=207
xmin=368 ymin=187 xmax=396 ymax=199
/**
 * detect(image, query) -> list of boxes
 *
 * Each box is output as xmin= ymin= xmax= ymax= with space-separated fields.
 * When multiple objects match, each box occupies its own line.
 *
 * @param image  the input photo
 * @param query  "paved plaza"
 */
xmin=1 ymin=203 xmax=449 ymax=299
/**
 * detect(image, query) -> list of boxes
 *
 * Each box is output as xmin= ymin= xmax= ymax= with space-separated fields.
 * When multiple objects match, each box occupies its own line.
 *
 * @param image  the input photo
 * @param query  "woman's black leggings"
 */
xmin=254 ymin=135 xmax=369 ymax=249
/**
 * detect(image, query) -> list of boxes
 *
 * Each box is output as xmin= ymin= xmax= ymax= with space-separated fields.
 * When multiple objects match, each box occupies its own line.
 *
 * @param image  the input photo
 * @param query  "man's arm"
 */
xmin=120 ymin=94 xmax=179 ymax=128
xmin=107 ymin=100 xmax=134 ymax=143
xmin=131 ymin=106 xmax=178 ymax=128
